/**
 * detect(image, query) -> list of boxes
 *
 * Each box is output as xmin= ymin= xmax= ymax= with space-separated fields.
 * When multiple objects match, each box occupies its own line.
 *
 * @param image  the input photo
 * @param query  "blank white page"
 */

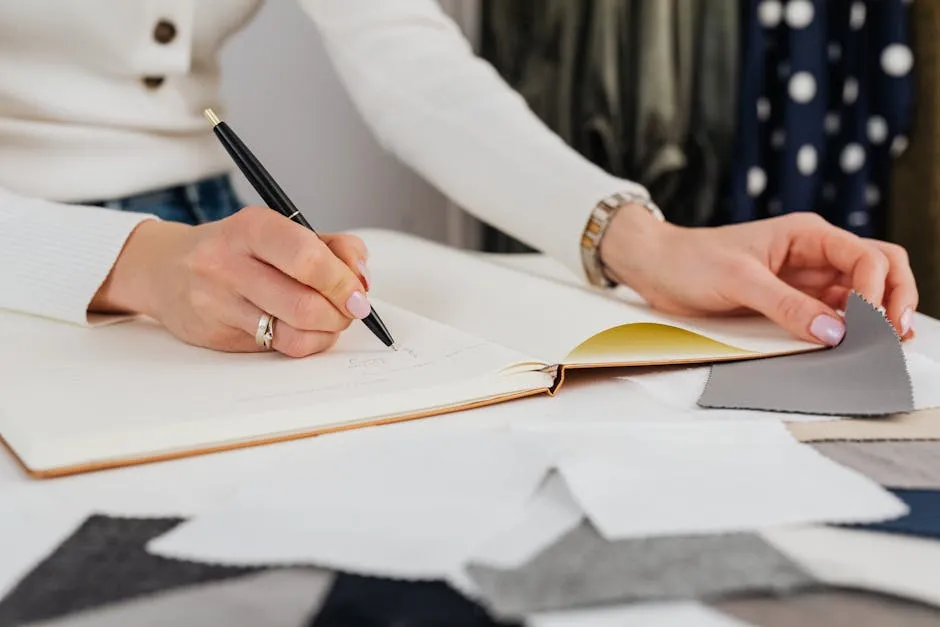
xmin=356 ymin=229 xmax=816 ymax=366
xmin=0 ymin=300 xmax=550 ymax=474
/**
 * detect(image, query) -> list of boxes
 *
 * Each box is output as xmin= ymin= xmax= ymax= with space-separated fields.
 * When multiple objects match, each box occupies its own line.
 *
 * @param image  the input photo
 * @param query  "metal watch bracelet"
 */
xmin=580 ymin=191 xmax=665 ymax=288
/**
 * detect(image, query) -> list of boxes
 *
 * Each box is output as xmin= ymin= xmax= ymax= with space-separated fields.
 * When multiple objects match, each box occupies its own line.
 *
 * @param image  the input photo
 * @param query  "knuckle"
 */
xmin=205 ymin=325 xmax=241 ymax=349
xmin=320 ymin=332 xmax=341 ymax=352
xmin=884 ymin=242 xmax=910 ymax=263
xmin=342 ymin=234 xmax=368 ymax=256
xmin=877 ymin=250 xmax=892 ymax=273
xmin=323 ymin=273 xmax=356 ymax=302
xmin=717 ymin=253 xmax=742 ymax=274
xmin=226 ymin=206 xmax=273 ymax=240
xmin=221 ymin=207 xmax=252 ymax=234
xmin=790 ymin=212 xmax=826 ymax=230
xmin=777 ymin=293 xmax=808 ymax=323
xmin=279 ymin=333 xmax=314 ymax=359
xmin=188 ymin=288 xmax=217 ymax=319
xmin=292 ymin=291 xmax=324 ymax=328
xmin=295 ymin=244 xmax=328 ymax=276
xmin=237 ymin=205 xmax=267 ymax=223
xmin=279 ymin=331 xmax=338 ymax=358
xmin=184 ymin=238 xmax=226 ymax=279
xmin=865 ymin=247 xmax=891 ymax=274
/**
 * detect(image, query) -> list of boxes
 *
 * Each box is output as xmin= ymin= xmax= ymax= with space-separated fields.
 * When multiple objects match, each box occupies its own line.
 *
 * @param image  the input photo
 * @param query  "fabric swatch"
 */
xmin=526 ymin=601 xmax=753 ymax=627
xmin=787 ymin=408 xmax=940 ymax=441
xmin=522 ymin=421 xmax=905 ymax=541
xmin=698 ymin=292 xmax=914 ymax=416
xmin=812 ymin=442 xmax=940 ymax=489
xmin=147 ymin=428 xmax=554 ymax=582
xmin=19 ymin=569 xmax=334 ymax=627
xmin=0 ymin=514 xmax=511 ymax=627
xmin=0 ymin=515 xmax=259 ymax=627
xmin=312 ymin=574 xmax=508 ymax=627
xmin=465 ymin=521 xmax=814 ymax=621
xmin=714 ymin=588 xmax=940 ymax=627
xmin=850 ymin=489 xmax=940 ymax=540
xmin=761 ymin=526 xmax=940 ymax=609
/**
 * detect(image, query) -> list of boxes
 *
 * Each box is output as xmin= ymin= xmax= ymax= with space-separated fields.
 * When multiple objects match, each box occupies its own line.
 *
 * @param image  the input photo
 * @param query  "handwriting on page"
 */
xmin=228 ymin=341 xmax=499 ymax=406
xmin=345 ymin=343 xmax=482 ymax=371
xmin=347 ymin=345 xmax=420 ymax=369
xmin=343 ymin=342 xmax=493 ymax=377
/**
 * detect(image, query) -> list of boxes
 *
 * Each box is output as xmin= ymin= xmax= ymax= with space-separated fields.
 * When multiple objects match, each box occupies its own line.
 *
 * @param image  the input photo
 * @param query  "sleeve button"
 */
xmin=153 ymin=19 xmax=177 ymax=44
xmin=142 ymin=76 xmax=165 ymax=89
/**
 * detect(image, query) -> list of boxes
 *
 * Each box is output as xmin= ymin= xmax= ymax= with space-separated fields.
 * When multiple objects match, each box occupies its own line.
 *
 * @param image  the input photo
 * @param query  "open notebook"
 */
xmin=0 ymin=229 xmax=818 ymax=477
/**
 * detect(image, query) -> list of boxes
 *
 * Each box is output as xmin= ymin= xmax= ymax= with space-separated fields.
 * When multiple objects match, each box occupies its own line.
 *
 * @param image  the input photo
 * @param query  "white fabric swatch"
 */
xmin=0 ymin=437 xmax=330 ymax=600
xmin=762 ymin=526 xmax=940 ymax=609
xmin=526 ymin=601 xmax=755 ymax=627
xmin=512 ymin=422 xmax=907 ymax=540
xmin=905 ymin=350 xmax=940 ymax=409
xmin=468 ymin=472 xmax=584 ymax=571
xmin=147 ymin=427 xmax=553 ymax=581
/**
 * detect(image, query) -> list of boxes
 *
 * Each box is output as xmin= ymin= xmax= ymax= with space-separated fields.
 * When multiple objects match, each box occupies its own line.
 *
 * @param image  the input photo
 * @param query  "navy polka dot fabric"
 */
xmin=727 ymin=0 xmax=914 ymax=238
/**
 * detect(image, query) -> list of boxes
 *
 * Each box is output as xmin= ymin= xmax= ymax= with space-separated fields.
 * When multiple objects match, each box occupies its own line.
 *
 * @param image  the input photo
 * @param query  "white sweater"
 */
xmin=0 ymin=0 xmax=648 ymax=324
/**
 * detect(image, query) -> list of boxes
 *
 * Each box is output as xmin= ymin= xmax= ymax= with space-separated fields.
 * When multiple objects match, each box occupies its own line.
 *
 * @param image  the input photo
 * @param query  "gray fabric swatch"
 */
xmin=0 ymin=515 xmax=259 ymax=626
xmin=21 ymin=569 xmax=335 ymax=627
xmin=714 ymin=588 xmax=940 ymax=627
xmin=464 ymin=522 xmax=815 ymax=620
xmin=698 ymin=292 xmax=914 ymax=416
xmin=812 ymin=441 xmax=940 ymax=489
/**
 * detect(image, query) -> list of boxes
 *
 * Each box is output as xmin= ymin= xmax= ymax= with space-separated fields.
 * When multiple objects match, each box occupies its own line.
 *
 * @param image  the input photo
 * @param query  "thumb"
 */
xmin=736 ymin=265 xmax=846 ymax=346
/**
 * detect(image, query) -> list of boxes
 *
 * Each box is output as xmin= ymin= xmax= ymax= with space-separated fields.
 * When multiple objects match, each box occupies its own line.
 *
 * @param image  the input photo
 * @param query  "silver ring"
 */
xmin=255 ymin=313 xmax=275 ymax=350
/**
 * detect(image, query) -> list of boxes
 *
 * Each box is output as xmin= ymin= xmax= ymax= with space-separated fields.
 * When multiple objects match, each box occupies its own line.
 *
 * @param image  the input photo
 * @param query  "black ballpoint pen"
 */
xmin=203 ymin=108 xmax=396 ymax=350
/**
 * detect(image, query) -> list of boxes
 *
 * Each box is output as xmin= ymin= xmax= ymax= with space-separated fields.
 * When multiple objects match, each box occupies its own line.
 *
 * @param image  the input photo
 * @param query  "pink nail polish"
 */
xmin=357 ymin=260 xmax=371 ymax=291
xmin=345 ymin=291 xmax=371 ymax=319
xmin=901 ymin=307 xmax=914 ymax=336
xmin=810 ymin=314 xmax=846 ymax=346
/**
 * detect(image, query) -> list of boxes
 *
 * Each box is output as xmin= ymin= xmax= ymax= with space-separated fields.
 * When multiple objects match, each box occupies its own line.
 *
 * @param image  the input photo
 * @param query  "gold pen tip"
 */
xmin=203 ymin=108 xmax=221 ymax=126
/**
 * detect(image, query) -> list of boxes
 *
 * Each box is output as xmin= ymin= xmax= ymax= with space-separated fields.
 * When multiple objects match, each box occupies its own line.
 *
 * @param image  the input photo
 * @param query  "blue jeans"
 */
xmin=87 ymin=174 xmax=243 ymax=224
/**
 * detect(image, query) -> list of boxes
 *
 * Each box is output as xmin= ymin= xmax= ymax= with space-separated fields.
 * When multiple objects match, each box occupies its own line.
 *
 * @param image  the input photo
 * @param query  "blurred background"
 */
xmin=220 ymin=1 xmax=939 ymax=316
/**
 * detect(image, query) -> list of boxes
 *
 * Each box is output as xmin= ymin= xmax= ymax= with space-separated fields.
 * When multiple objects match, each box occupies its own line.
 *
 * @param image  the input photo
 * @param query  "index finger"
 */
xmin=232 ymin=207 xmax=372 ymax=320
xmin=785 ymin=215 xmax=889 ymax=307
xmin=874 ymin=241 xmax=918 ymax=337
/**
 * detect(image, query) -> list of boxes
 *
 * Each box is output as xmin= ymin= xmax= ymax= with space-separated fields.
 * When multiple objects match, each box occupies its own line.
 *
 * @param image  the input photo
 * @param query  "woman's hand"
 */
xmin=91 ymin=206 xmax=371 ymax=357
xmin=600 ymin=206 xmax=918 ymax=346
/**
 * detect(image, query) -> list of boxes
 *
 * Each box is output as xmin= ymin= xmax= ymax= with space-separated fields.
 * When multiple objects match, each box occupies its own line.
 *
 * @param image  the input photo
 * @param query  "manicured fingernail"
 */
xmin=810 ymin=314 xmax=846 ymax=346
xmin=357 ymin=260 xmax=370 ymax=291
xmin=345 ymin=291 xmax=371 ymax=319
xmin=901 ymin=307 xmax=913 ymax=336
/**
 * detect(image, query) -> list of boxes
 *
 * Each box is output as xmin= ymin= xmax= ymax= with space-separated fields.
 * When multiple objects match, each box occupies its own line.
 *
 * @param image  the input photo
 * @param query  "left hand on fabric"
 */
xmin=599 ymin=207 xmax=917 ymax=346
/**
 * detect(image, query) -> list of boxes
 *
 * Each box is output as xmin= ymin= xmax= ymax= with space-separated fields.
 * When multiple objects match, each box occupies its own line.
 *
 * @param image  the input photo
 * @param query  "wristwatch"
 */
xmin=580 ymin=191 xmax=665 ymax=288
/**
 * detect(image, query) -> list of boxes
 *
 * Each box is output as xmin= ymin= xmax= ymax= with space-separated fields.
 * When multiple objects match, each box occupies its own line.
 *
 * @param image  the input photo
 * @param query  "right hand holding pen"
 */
xmin=90 ymin=205 xmax=372 ymax=356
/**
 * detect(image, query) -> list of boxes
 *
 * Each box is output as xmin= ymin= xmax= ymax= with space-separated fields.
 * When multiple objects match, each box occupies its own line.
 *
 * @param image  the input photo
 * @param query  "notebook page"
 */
xmin=0 ymin=300 xmax=551 ymax=473
xmin=356 ymin=229 xmax=815 ymax=365
xmin=488 ymin=253 xmax=829 ymax=365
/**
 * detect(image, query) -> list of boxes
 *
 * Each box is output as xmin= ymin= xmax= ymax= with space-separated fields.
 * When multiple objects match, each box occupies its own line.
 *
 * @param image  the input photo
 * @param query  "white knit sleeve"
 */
xmin=0 ymin=188 xmax=157 ymax=325
xmin=298 ymin=0 xmax=650 ymax=281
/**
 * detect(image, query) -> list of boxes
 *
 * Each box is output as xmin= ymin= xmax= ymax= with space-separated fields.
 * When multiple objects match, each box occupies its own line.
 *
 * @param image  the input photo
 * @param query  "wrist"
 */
xmin=89 ymin=219 xmax=190 ymax=317
xmin=598 ymin=202 xmax=672 ymax=286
